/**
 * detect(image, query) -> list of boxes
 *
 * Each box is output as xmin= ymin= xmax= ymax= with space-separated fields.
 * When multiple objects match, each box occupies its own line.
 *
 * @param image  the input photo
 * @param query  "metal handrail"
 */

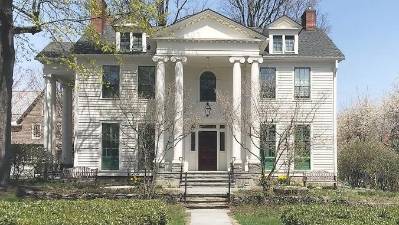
xmin=179 ymin=157 xmax=183 ymax=185
xmin=184 ymin=172 xmax=188 ymax=203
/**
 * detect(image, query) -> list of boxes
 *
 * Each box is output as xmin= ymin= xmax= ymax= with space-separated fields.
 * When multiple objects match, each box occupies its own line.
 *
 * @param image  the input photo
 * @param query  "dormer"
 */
xmin=267 ymin=16 xmax=302 ymax=54
xmin=115 ymin=26 xmax=147 ymax=53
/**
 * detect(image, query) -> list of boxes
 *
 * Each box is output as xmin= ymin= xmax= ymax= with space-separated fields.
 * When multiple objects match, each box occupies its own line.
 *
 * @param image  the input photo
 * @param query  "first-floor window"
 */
xmin=220 ymin=132 xmax=225 ymax=151
xmin=260 ymin=124 xmax=276 ymax=170
xmin=191 ymin=132 xmax=196 ymax=151
xmin=102 ymin=123 xmax=120 ymax=170
xmin=294 ymin=125 xmax=311 ymax=170
xmin=137 ymin=124 xmax=155 ymax=171
xmin=32 ymin=123 xmax=41 ymax=139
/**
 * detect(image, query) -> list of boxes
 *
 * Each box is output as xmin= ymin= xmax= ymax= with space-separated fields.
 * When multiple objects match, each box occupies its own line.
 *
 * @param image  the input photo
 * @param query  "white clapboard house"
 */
xmin=37 ymin=4 xmax=344 ymax=184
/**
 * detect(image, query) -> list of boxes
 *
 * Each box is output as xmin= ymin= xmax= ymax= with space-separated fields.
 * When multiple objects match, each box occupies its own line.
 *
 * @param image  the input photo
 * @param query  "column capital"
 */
xmin=247 ymin=57 xmax=264 ymax=64
xmin=171 ymin=56 xmax=187 ymax=63
xmin=229 ymin=57 xmax=246 ymax=64
xmin=152 ymin=55 xmax=169 ymax=63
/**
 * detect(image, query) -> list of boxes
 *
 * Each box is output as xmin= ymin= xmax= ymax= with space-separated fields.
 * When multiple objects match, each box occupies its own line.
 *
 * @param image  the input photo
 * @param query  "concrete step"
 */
xmin=186 ymin=193 xmax=229 ymax=198
xmin=182 ymin=178 xmax=229 ymax=183
xmin=185 ymin=202 xmax=229 ymax=209
xmin=183 ymin=182 xmax=229 ymax=187
xmin=186 ymin=198 xmax=228 ymax=203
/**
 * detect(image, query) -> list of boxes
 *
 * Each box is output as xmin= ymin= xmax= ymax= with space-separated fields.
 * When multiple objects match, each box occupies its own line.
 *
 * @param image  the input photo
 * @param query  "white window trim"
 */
xmin=116 ymin=32 xmax=146 ymax=52
xmin=32 ymin=123 xmax=41 ymax=140
xmin=270 ymin=34 xmax=298 ymax=54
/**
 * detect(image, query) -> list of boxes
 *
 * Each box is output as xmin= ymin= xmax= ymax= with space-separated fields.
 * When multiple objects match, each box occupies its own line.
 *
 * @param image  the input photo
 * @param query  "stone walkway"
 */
xmin=189 ymin=209 xmax=234 ymax=225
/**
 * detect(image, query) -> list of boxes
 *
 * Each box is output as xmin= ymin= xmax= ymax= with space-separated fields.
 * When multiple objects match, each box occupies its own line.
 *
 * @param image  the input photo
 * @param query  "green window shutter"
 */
xmin=294 ymin=125 xmax=311 ymax=170
xmin=102 ymin=123 xmax=120 ymax=170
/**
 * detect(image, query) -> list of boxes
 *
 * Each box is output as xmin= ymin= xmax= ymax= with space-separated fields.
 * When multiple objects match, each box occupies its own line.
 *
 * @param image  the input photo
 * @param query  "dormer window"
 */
xmin=273 ymin=35 xmax=283 ymax=53
xmin=120 ymin=32 xmax=131 ymax=52
xmin=271 ymin=34 xmax=297 ymax=54
xmin=117 ymin=32 xmax=146 ymax=52
xmin=285 ymin=35 xmax=295 ymax=52
xmin=132 ymin=33 xmax=143 ymax=51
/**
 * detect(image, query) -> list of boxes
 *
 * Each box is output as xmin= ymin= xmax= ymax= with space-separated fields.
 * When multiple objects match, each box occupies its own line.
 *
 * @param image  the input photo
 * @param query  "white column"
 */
xmin=229 ymin=57 xmax=245 ymax=165
xmin=61 ymin=83 xmax=73 ymax=167
xmin=43 ymin=74 xmax=56 ymax=157
xmin=247 ymin=57 xmax=264 ymax=164
xmin=171 ymin=56 xmax=187 ymax=164
xmin=152 ymin=56 xmax=169 ymax=163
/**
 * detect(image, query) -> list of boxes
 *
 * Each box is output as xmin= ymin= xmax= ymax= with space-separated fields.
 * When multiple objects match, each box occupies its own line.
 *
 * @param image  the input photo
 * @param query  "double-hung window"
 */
xmin=294 ymin=125 xmax=311 ymax=170
xmin=102 ymin=123 xmax=120 ymax=170
xmin=260 ymin=67 xmax=276 ymax=98
xmin=32 ymin=123 xmax=41 ymax=139
xmin=260 ymin=124 xmax=276 ymax=170
xmin=285 ymin=35 xmax=295 ymax=53
xmin=102 ymin=65 xmax=120 ymax=98
xmin=137 ymin=124 xmax=155 ymax=171
xmin=294 ymin=67 xmax=311 ymax=98
xmin=119 ymin=32 xmax=131 ymax=52
xmin=273 ymin=35 xmax=283 ymax=53
xmin=138 ymin=66 xmax=155 ymax=99
xmin=132 ymin=33 xmax=143 ymax=51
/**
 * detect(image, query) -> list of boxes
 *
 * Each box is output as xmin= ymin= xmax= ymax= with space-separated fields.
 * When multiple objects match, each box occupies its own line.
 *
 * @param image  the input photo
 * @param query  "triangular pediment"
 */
xmin=267 ymin=16 xmax=302 ymax=30
xmin=157 ymin=9 xmax=266 ymax=40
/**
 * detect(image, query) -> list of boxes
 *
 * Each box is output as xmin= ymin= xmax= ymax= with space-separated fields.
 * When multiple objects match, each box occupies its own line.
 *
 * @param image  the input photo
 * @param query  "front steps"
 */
xmin=180 ymin=171 xmax=232 ymax=209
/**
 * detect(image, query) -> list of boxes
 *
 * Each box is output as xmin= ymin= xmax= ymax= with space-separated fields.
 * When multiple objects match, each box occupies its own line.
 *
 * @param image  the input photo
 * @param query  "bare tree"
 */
xmin=0 ymin=0 xmax=158 ymax=188
xmin=219 ymin=79 xmax=326 ymax=190
xmin=155 ymin=0 xmax=209 ymax=25
xmin=114 ymin=82 xmax=200 ymax=197
xmin=221 ymin=0 xmax=330 ymax=31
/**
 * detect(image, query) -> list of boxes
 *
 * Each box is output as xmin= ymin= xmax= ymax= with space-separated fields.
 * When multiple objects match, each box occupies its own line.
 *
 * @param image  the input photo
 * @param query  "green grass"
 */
xmin=0 ymin=188 xmax=21 ymax=202
xmin=232 ymin=205 xmax=283 ymax=225
xmin=166 ymin=204 xmax=187 ymax=225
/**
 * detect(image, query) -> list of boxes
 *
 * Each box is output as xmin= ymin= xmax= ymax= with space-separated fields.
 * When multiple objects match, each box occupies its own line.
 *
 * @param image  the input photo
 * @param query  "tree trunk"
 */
xmin=0 ymin=0 xmax=15 ymax=188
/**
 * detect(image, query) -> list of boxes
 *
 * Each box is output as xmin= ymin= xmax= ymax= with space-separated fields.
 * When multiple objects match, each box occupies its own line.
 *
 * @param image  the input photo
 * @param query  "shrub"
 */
xmin=281 ymin=204 xmax=399 ymax=225
xmin=338 ymin=140 xmax=399 ymax=191
xmin=0 ymin=199 xmax=168 ymax=225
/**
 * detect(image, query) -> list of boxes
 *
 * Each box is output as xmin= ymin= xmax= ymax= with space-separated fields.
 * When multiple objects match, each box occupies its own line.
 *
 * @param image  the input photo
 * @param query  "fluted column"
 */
xmin=229 ymin=57 xmax=245 ymax=166
xmin=152 ymin=56 xmax=169 ymax=163
xmin=61 ymin=82 xmax=73 ymax=167
xmin=43 ymin=74 xmax=56 ymax=157
xmin=247 ymin=57 xmax=264 ymax=165
xmin=171 ymin=56 xmax=187 ymax=165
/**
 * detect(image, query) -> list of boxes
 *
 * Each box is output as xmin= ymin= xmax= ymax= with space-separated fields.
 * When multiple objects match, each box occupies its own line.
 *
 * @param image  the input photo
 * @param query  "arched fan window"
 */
xmin=200 ymin=71 xmax=216 ymax=102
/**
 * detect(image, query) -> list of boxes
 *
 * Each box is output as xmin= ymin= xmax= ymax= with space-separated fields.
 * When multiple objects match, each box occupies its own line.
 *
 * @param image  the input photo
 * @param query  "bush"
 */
xmin=0 ymin=199 xmax=168 ymax=225
xmin=338 ymin=140 xmax=399 ymax=191
xmin=281 ymin=204 xmax=399 ymax=225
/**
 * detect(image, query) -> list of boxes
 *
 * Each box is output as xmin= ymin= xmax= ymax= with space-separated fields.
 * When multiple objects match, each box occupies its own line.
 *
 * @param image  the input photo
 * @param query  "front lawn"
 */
xmin=0 ymin=197 xmax=186 ymax=225
xmin=232 ymin=205 xmax=282 ymax=225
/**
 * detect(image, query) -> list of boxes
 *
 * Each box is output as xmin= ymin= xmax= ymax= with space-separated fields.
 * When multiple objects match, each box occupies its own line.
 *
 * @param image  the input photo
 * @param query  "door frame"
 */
xmin=193 ymin=124 xmax=226 ymax=171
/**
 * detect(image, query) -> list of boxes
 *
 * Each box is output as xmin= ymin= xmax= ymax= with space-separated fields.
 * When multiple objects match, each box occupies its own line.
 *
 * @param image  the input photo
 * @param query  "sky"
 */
xmin=16 ymin=0 xmax=399 ymax=111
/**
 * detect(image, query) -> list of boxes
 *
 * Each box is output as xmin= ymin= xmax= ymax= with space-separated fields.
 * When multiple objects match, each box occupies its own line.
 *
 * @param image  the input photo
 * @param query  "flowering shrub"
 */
xmin=0 ymin=199 xmax=168 ymax=225
xmin=277 ymin=175 xmax=288 ymax=185
xmin=281 ymin=204 xmax=399 ymax=225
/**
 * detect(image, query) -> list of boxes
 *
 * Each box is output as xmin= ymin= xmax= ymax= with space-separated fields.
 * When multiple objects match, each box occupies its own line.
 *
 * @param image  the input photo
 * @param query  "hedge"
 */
xmin=281 ymin=204 xmax=399 ymax=225
xmin=0 ymin=199 xmax=167 ymax=225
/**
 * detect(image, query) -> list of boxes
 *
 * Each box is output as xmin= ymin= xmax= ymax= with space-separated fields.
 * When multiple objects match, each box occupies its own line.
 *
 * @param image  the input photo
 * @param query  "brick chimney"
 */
xmin=91 ymin=0 xmax=107 ymax=34
xmin=302 ymin=7 xmax=316 ymax=31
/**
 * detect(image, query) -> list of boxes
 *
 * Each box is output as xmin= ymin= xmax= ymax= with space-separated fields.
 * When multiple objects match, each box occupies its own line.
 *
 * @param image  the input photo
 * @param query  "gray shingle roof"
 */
xmin=12 ymin=91 xmax=43 ymax=124
xmin=37 ymin=12 xmax=344 ymax=60
xmin=264 ymin=28 xmax=345 ymax=60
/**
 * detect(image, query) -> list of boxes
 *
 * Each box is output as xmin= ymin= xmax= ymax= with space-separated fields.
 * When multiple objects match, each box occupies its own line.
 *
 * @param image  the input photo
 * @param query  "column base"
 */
xmin=232 ymin=162 xmax=243 ymax=173
xmin=171 ymin=163 xmax=182 ymax=173
xmin=248 ymin=163 xmax=261 ymax=173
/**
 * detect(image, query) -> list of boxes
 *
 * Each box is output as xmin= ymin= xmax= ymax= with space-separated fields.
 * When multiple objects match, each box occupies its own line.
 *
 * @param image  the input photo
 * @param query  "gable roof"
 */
xmin=160 ymin=9 xmax=267 ymax=39
xmin=267 ymin=16 xmax=302 ymax=29
xmin=12 ymin=91 xmax=44 ymax=126
xmin=264 ymin=28 xmax=345 ymax=60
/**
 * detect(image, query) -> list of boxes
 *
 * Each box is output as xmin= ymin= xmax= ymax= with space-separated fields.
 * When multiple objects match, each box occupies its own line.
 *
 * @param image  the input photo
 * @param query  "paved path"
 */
xmin=189 ymin=209 xmax=234 ymax=225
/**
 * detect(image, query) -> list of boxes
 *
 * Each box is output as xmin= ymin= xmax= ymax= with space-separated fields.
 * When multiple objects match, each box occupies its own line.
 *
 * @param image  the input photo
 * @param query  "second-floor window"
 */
xmin=138 ymin=66 xmax=155 ymax=99
xmin=273 ymin=35 xmax=283 ymax=53
xmin=294 ymin=67 xmax=310 ymax=99
xmin=260 ymin=67 xmax=276 ymax=99
xmin=102 ymin=65 xmax=120 ymax=98
xmin=200 ymin=71 xmax=216 ymax=102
